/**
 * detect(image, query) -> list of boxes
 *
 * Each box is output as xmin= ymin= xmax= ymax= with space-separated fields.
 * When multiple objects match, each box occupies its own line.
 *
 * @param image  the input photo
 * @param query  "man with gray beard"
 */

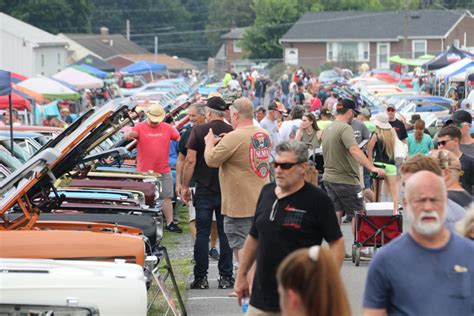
xmin=363 ymin=170 xmax=474 ymax=316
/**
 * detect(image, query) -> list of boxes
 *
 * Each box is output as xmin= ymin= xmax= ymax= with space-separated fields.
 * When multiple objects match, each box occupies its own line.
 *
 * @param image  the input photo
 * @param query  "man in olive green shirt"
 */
xmin=322 ymin=99 xmax=384 ymax=226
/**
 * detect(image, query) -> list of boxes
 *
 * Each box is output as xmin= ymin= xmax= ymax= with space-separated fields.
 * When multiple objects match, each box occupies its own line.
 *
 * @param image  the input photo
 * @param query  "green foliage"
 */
xmin=205 ymin=0 xmax=255 ymax=55
xmin=0 ymin=0 xmax=92 ymax=34
xmin=240 ymin=0 xmax=299 ymax=59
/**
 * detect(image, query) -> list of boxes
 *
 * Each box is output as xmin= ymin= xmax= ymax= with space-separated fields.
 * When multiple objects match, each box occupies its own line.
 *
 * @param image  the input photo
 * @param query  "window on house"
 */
xmin=327 ymin=43 xmax=333 ymax=61
xmin=41 ymin=54 xmax=45 ymax=67
xmin=327 ymin=42 xmax=369 ymax=62
xmin=233 ymin=40 xmax=242 ymax=53
xmin=453 ymin=39 xmax=460 ymax=48
xmin=412 ymin=40 xmax=427 ymax=58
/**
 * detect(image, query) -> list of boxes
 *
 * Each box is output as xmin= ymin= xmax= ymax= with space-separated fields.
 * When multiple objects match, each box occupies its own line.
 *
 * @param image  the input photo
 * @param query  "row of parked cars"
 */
xmin=338 ymin=69 xmax=453 ymax=129
xmin=0 ymin=97 xmax=188 ymax=314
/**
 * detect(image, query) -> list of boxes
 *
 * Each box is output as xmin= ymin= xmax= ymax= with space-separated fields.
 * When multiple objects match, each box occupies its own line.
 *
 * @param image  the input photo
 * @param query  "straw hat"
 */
xmin=146 ymin=103 xmax=165 ymax=123
xmin=373 ymin=112 xmax=392 ymax=129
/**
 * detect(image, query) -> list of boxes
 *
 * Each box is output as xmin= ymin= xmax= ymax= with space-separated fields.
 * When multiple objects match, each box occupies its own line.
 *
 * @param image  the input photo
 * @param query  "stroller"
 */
xmin=351 ymin=167 xmax=403 ymax=266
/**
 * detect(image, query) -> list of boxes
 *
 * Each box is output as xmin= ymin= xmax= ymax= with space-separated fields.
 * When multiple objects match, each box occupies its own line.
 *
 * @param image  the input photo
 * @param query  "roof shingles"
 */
xmin=281 ymin=10 xmax=466 ymax=41
xmin=64 ymin=34 xmax=148 ymax=59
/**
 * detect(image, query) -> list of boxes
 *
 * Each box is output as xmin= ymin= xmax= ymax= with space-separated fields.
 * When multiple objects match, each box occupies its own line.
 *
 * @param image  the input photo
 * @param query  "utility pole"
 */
xmin=126 ymin=19 xmax=130 ymax=40
xmin=402 ymin=0 xmax=410 ymax=58
xmin=154 ymin=36 xmax=158 ymax=63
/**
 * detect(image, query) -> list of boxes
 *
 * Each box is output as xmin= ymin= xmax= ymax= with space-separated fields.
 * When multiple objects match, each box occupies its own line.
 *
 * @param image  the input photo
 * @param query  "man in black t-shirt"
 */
xmin=386 ymin=104 xmax=408 ymax=142
xmin=181 ymin=97 xmax=234 ymax=290
xmin=235 ymin=140 xmax=344 ymax=314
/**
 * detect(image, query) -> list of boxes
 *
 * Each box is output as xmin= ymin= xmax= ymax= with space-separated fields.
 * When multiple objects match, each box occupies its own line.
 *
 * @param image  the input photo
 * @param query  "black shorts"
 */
xmin=324 ymin=181 xmax=364 ymax=215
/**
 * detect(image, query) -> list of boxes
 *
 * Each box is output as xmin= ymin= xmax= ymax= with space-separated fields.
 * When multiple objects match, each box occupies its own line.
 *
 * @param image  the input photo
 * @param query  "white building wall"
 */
xmin=33 ymin=46 xmax=67 ymax=76
xmin=0 ymin=28 xmax=35 ymax=76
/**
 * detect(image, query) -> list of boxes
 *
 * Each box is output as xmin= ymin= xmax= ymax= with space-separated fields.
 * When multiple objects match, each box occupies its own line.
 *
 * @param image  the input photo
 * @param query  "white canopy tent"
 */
xmin=52 ymin=67 xmax=104 ymax=90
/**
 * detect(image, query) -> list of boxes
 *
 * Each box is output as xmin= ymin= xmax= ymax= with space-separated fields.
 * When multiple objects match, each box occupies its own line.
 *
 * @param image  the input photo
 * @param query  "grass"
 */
xmin=148 ymin=204 xmax=192 ymax=315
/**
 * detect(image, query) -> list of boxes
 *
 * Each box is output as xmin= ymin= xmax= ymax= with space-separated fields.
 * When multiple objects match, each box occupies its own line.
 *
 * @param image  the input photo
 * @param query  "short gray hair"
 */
xmin=207 ymin=107 xmax=226 ymax=117
xmin=189 ymin=102 xmax=206 ymax=116
xmin=275 ymin=140 xmax=308 ymax=162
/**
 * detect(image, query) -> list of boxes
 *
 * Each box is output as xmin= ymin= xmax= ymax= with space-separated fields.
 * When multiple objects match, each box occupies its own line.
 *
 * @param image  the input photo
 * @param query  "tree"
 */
xmin=1 ymin=0 xmax=93 ymax=34
xmin=240 ymin=0 xmax=299 ymax=59
xmin=205 ymin=0 xmax=255 ymax=55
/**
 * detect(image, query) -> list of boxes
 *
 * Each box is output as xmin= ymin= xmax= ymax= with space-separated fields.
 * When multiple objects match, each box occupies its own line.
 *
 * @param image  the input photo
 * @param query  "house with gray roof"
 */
xmin=62 ymin=27 xmax=149 ymax=60
xmin=280 ymin=10 xmax=474 ymax=71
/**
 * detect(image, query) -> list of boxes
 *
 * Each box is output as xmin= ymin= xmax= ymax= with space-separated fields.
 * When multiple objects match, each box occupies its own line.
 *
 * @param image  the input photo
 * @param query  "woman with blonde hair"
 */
xmin=277 ymin=246 xmax=351 ymax=316
xmin=429 ymin=149 xmax=472 ymax=209
xmin=456 ymin=205 xmax=474 ymax=240
xmin=367 ymin=112 xmax=398 ymax=210
xmin=407 ymin=119 xmax=433 ymax=156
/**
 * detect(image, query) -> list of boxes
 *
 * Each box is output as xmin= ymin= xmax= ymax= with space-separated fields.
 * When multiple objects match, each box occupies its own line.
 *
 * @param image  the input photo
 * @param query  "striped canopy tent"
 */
xmin=16 ymin=76 xmax=80 ymax=101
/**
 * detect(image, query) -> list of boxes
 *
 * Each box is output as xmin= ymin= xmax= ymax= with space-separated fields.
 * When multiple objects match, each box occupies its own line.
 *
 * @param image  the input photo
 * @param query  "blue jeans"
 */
xmin=193 ymin=185 xmax=233 ymax=278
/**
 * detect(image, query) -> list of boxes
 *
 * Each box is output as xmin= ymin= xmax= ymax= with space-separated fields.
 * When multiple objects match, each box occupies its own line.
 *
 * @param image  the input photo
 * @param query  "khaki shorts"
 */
xmin=160 ymin=172 xmax=173 ymax=198
xmin=246 ymin=305 xmax=281 ymax=316
xmin=223 ymin=216 xmax=253 ymax=250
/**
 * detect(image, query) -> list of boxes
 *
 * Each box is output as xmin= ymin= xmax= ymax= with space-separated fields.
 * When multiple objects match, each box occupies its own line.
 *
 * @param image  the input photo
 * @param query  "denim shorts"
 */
xmin=223 ymin=216 xmax=253 ymax=250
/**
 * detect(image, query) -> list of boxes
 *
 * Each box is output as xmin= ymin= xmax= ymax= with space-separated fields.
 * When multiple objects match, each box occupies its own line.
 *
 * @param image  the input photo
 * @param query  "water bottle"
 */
xmin=242 ymin=297 xmax=249 ymax=314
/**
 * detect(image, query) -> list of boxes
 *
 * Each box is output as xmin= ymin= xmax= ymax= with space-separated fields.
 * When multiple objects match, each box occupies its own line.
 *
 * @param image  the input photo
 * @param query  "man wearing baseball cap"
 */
xmin=386 ymin=104 xmax=408 ymax=142
xmin=322 ymin=99 xmax=385 ymax=238
xmin=126 ymin=103 xmax=182 ymax=232
xmin=260 ymin=101 xmax=284 ymax=147
xmin=445 ymin=110 xmax=474 ymax=156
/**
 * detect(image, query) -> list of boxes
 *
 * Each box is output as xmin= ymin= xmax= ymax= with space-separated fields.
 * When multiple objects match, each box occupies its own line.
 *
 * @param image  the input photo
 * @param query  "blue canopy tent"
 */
xmin=72 ymin=64 xmax=109 ymax=79
xmin=120 ymin=61 xmax=167 ymax=81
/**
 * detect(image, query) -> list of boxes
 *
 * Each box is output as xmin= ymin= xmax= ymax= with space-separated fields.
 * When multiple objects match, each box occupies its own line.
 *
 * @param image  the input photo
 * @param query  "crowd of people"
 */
xmin=125 ymin=63 xmax=473 ymax=315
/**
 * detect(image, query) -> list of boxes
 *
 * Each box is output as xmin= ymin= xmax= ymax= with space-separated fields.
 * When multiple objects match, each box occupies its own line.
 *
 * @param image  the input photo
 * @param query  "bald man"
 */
xmin=363 ymin=171 xmax=474 ymax=316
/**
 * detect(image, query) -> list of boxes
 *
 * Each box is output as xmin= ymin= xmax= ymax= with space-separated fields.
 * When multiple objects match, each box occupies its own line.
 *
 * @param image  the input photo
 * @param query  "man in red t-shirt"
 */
xmin=126 ymin=103 xmax=182 ymax=232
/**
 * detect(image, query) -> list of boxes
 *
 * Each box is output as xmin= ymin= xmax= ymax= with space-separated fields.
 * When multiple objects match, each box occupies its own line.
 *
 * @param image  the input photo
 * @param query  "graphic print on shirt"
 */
xmin=282 ymin=204 xmax=306 ymax=229
xmin=249 ymin=132 xmax=271 ymax=178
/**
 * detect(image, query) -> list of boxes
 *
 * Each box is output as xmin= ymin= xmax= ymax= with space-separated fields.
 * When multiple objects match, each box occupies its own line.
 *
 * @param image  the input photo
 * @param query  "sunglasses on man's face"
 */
xmin=437 ymin=139 xmax=453 ymax=146
xmin=386 ymin=108 xmax=395 ymax=112
xmin=273 ymin=161 xmax=303 ymax=170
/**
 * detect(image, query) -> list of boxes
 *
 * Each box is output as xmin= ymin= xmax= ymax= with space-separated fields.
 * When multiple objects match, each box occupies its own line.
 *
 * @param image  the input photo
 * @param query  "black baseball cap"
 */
xmin=336 ymin=99 xmax=359 ymax=114
xmin=445 ymin=110 xmax=472 ymax=126
xmin=206 ymin=96 xmax=228 ymax=111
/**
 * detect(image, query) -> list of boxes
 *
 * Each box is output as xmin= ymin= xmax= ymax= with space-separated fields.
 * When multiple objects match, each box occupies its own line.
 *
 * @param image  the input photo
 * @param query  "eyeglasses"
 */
xmin=270 ymin=199 xmax=279 ymax=221
xmin=437 ymin=139 xmax=453 ymax=146
xmin=273 ymin=161 xmax=304 ymax=170
xmin=386 ymin=108 xmax=395 ymax=112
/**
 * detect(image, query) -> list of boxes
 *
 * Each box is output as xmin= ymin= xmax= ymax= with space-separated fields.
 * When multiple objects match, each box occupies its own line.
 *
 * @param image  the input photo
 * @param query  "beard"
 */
xmin=406 ymin=207 xmax=445 ymax=236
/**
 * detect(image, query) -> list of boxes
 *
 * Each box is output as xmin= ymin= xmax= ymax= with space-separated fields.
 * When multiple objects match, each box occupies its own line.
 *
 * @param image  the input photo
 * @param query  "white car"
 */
xmin=0 ymin=258 xmax=147 ymax=316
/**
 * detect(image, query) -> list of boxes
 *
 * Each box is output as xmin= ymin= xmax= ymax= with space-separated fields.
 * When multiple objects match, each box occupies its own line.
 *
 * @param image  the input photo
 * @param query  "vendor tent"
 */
xmin=435 ymin=58 xmax=474 ymax=80
xmin=388 ymin=54 xmax=434 ymax=67
xmin=53 ymin=67 xmax=104 ymax=89
xmin=423 ymin=45 xmax=474 ymax=70
xmin=448 ymin=67 xmax=474 ymax=82
xmin=17 ymin=76 xmax=80 ymax=101
xmin=0 ymin=92 xmax=31 ymax=111
xmin=120 ymin=60 xmax=167 ymax=75
xmin=73 ymin=54 xmax=115 ymax=72
xmin=72 ymin=64 xmax=109 ymax=79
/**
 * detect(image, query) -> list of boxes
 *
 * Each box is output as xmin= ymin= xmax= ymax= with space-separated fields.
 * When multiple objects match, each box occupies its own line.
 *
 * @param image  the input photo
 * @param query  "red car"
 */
xmin=363 ymin=69 xmax=414 ymax=88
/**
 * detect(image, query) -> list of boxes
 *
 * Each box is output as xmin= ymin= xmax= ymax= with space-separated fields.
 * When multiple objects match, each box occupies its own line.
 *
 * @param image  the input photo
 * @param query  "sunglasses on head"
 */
xmin=273 ymin=161 xmax=304 ymax=170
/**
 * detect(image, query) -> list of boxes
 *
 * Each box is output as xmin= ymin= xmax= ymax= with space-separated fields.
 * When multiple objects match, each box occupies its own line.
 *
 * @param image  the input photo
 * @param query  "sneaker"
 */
xmin=218 ymin=275 xmax=235 ymax=289
xmin=190 ymin=276 xmax=209 ymax=289
xmin=344 ymin=252 xmax=352 ymax=261
xmin=165 ymin=223 xmax=183 ymax=233
xmin=209 ymin=247 xmax=220 ymax=260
